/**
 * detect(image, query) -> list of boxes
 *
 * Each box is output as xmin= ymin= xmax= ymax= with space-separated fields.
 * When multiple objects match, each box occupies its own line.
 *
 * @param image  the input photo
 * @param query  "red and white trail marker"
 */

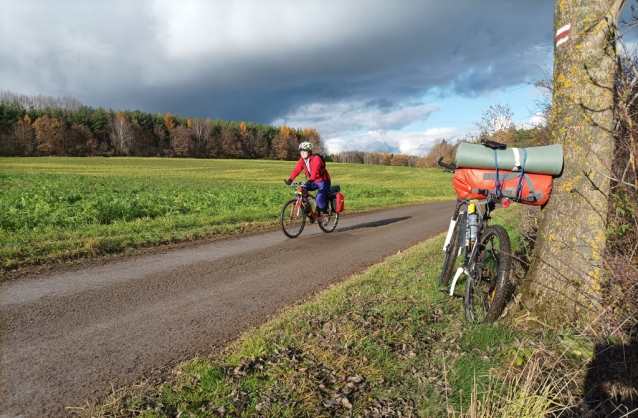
xmin=556 ymin=24 xmax=571 ymax=47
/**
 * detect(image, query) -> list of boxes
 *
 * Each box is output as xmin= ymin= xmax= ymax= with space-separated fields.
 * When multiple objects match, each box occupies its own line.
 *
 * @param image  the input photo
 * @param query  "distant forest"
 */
xmin=0 ymin=91 xmax=547 ymax=166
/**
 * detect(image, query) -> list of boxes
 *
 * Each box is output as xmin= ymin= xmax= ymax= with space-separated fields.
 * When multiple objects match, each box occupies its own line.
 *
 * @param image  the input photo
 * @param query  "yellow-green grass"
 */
xmin=80 ymin=207 xmax=577 ymax=418
xmin=1 ymin=157 xmax=455 ymax=273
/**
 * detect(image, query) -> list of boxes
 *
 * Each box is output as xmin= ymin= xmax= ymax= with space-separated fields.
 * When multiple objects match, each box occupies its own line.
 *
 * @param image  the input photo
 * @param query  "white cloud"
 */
xmin=273 ymin=99 xmax=468 ymax=156
xmin=517 ymin=112 xmax=547 ymax=129
xmin=325 ymin=127 xmax=470 ymax=157
xmin=273 ymin=101 xmax=440 ymax=138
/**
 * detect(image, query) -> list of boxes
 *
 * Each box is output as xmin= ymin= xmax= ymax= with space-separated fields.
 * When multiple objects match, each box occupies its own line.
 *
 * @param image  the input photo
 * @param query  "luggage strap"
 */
xmin=512 ymin=148 xmax=527 ymax=200
xmin=471 ymin=171 xmax=543 ymax=202
xmin=492 ymin=147 xmax=527 ymax=200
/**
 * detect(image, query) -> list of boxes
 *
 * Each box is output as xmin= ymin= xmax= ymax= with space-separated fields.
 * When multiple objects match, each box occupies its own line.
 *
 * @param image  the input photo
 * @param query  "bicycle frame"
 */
xmin=289 ymin=185 xmax=322 ymax=221
xmin=445 ymin=197 xmax=494 ymax=296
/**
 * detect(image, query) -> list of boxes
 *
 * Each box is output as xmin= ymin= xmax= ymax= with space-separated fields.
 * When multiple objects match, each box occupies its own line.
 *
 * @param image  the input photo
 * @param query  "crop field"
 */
xmin=1 ymin=157 xmax=455 ymax=273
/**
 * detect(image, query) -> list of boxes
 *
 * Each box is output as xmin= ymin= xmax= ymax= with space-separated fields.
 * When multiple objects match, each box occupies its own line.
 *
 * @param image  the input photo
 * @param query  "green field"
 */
xmin=0 ymin=157 xmax=455 ymax=273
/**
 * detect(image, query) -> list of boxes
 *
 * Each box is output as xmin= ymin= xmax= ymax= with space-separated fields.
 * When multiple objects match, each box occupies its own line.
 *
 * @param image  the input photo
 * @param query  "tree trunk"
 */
xmin=521 ymin=0 xmax=626 ymax=324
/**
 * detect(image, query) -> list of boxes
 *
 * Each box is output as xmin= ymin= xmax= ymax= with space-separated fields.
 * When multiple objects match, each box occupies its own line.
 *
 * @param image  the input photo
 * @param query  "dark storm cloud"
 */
xmin=1 ymin=0 xmax=555 ymax=124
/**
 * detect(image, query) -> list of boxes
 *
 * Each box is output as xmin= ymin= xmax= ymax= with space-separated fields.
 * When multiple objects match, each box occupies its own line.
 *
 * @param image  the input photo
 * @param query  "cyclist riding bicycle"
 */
xmin=285 ymin=142 xmax=331 ymax=215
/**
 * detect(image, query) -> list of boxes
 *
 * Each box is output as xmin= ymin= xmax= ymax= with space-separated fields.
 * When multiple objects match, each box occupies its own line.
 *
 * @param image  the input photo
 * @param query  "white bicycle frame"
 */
xmin=442 ymin=199 xmax=488 ymax=296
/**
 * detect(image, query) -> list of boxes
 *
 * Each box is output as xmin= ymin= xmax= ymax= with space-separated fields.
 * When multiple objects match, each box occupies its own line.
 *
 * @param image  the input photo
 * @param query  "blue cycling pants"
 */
xmin=304 ymin=180 xmax=331 ymax=210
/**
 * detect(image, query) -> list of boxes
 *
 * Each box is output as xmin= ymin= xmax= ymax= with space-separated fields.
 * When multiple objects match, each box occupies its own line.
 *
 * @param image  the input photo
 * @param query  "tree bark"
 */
xmin=521 ymin=0 xmax=626 ymax=324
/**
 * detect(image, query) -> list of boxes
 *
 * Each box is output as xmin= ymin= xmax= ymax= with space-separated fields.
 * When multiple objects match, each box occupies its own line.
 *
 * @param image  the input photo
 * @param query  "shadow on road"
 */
xmin=337 ymin=216 xmax=411 ymax=233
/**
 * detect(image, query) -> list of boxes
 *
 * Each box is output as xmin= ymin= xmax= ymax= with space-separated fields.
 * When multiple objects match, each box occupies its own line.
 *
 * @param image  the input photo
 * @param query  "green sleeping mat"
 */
xmin=454 ymin=143 xmax=563 ymax=175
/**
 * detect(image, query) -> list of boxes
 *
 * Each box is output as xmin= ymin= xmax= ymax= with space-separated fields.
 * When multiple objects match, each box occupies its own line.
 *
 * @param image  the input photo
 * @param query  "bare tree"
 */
xmin=107 ymin=112 xmax=135 ymax=154
xmin=0 ymin=90 xmax=82 ymax=111
xmin=191 ymin=118 xmax=213 ymax=155
xmin=474 ymin=104 xmax=515 ymax=146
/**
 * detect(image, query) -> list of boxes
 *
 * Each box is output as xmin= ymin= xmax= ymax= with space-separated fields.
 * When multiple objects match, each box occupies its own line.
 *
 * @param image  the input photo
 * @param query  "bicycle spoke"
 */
xmin=465 ymin=225 xmax=511 ymax=324
xmin=280 ymin=199 xmax=306 ymax=238
xmin=318 ymin=209 xmax=339 ymax=233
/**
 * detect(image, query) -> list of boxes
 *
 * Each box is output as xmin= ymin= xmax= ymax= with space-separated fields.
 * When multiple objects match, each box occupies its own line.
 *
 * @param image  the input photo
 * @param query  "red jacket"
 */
xmin=289 ymin=154 xmax=330 ymax=183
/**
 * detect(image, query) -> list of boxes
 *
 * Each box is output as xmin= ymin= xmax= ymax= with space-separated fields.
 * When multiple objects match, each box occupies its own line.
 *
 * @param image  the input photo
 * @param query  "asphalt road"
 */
xmin=0 ymin=201 xmax=455 ymax=417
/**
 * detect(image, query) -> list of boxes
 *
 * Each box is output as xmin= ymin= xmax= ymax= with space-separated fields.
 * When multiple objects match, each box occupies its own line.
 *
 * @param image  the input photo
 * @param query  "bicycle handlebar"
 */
xmin=437 ymin=157 xmax=457 ymax=172
xmin=285 ymin=181 xmax=308 ymax=187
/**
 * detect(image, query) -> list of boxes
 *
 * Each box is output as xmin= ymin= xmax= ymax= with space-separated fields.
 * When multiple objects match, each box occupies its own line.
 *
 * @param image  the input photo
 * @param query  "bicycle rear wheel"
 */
xmin=318 ymin=209 xmax=339 ymax=233
xmin=464 ymin=224 xmax=511 ymax=324
xmin=439 ymin=212 xmax=465 ymax=289
xmin=280 ymin=198 xmax=306 ymax=238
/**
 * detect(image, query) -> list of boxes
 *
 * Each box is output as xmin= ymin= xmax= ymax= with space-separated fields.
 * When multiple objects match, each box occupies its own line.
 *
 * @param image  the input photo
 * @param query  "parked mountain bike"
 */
xmin=280 ymin=181 xmax=340 ymax=238
xmin=437 ymin=157 xmax=512 ymax=324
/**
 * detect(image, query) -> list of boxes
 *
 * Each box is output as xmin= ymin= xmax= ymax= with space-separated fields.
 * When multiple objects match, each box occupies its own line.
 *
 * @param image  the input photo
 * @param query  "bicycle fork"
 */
xmin=448 ymin=201 xmax=481 ymax=296
xmin=442 ymin=218 xmax=457 ymax=252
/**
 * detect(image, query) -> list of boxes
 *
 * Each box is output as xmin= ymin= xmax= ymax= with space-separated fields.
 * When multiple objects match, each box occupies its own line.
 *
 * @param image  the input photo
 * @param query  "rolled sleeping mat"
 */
xmin=454 ymin=143 xmax=563 ymax=176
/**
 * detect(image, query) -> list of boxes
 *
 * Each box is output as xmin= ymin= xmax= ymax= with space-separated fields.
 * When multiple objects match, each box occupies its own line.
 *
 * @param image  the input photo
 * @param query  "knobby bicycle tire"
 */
xmin=464 ymin=224 xmax=511 ymax=324
xmin=439 ymin=211 xmax=466 ymax=289
xmin=280 ymin=198 xmax=306 ymax=238
xmin=318 ymin=209 xmax=339 ymax=233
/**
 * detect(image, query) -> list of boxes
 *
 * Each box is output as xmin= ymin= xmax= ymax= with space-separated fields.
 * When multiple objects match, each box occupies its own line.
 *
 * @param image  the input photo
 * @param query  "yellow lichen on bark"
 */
xmin=556 ymin=72 xmax=570 ymax=88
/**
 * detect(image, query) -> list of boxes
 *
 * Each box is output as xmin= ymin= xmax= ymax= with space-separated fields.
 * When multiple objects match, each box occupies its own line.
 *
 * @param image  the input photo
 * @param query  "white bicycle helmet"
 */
xmin=298 ymin=142 xmax=313 ymax=152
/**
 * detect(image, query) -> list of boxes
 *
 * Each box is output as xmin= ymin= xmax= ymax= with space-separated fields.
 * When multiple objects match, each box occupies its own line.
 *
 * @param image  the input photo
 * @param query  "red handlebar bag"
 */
xmin=334 ymin=192 xmax=345 ymax=213
xmin=452 ymin=168 xmax=553 ymax=206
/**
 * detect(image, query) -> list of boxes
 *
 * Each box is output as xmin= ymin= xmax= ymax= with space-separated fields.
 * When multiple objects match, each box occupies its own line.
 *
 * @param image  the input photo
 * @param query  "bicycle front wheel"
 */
xmin=280 ymin=199 xmax=306 ymax=238
xmin=439 ymin=212 xmax=465 ymax=289
xmin=318 ymin=209 xmax=339 ymax=233
xmin=465 ymin=224 xmax=511 ymax=324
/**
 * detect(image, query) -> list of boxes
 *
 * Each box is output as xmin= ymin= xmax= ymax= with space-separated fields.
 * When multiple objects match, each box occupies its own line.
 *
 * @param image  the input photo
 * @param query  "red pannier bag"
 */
xmin=334 ymin=192 xmax=345 ymax=213
xmin=452 ymin=168 xmax=553 ymax=206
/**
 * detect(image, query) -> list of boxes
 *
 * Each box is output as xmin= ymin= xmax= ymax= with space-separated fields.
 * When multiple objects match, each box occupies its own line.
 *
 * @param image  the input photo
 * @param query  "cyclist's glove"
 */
xmin=285 ymin=179 xmax=293 ymax=185
xmin=304 ymin=179 xmax=313 ymax=187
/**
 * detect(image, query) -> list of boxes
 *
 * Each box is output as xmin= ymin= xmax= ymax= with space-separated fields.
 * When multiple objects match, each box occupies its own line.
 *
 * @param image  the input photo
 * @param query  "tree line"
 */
xmin=0 ymin=91 xmax=324 ymax=160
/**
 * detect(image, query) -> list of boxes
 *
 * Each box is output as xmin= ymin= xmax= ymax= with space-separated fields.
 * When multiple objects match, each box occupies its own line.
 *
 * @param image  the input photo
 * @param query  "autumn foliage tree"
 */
xmin=390 ymin=154 xmax=408 ymax=166
xmin=419 ymin=139 xmax=456 ymax=168
xmin=170 ymin=125 xmax=195 ymax=157
xmin=220 ymin=125 xmax=242 ymax=158
xmin=164 ymin=113 xmax=175 ymax=132
xmin=32 ymin=115 xmax=63 ymax=155
xmin=302 ymin=128 xmax=323 ymax=154
xmin=15 ymin=114 xmax=35 ymax=155
xmin=272 ymin=125 xmax=299 ymax=160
